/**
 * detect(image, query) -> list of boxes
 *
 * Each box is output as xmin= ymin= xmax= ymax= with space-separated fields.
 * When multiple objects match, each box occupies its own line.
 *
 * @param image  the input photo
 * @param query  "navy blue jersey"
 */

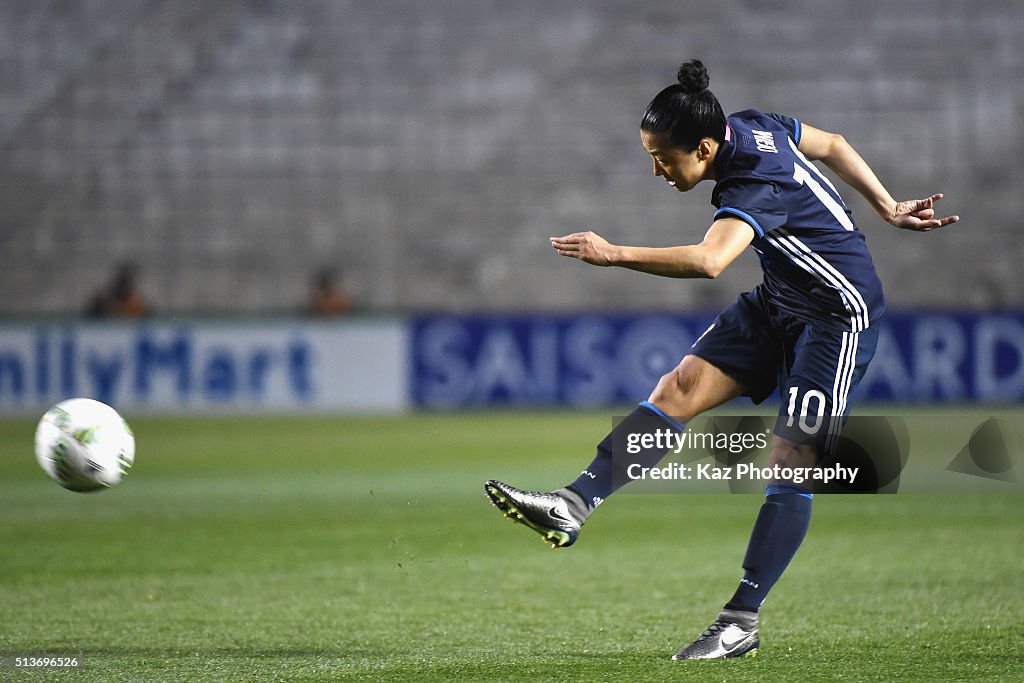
xmin=711 ymin=110 xmax=885 ymax=332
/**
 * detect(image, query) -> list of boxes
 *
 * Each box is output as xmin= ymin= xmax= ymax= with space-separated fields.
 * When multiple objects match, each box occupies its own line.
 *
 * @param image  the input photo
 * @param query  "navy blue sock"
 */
xmin=725 ymin=483 xmax=812 ymax=613
xmin=567 ymin=401 xmax=685 ymax=513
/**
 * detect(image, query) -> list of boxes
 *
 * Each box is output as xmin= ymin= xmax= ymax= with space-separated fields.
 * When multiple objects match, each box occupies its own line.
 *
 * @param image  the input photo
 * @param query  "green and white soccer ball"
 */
xmin=35 ymin=398 xmax=135 ymax=492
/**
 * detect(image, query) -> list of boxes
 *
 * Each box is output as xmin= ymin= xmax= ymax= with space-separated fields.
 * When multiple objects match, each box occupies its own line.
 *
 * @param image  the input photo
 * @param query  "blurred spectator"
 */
xmin=87 ymin=263 xmax=149 ymax=318
xmin=308 ymin=268 xmax=352 ymax=316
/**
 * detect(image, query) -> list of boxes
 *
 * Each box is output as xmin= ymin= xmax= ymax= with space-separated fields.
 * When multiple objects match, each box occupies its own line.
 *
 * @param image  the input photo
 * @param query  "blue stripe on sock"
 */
xmin=638 ymin=401 xmax=686 ymax=432
xmin=766 ymin=482 xmax=813 ymax=499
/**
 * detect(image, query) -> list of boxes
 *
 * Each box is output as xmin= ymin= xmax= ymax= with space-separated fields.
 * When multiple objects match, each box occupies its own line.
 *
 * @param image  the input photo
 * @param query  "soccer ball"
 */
xmin=34 ymin=398 xmax=135 ymax=492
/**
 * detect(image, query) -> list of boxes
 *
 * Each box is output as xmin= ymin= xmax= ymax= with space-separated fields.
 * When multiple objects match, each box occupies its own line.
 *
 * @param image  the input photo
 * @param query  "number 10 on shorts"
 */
xmin=785 ymin=386 xmax=827 ymax=435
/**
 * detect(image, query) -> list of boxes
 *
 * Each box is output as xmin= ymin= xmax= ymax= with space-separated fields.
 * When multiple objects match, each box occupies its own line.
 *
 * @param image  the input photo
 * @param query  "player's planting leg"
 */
xmin=724 ymin=481 xmax=812 ymax=613
xmin=674 ymin=436 xmax=815 ymax=660
xmin=485 ymin=401 xmax=684 ymax=548
xmin=673 ymin=482 xmax=810 ymax=660
xmin=671 ymin=608 xmax=760 ymax=660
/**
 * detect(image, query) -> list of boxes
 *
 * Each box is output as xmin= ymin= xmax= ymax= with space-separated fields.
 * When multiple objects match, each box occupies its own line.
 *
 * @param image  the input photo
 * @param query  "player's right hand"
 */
xmin=550 ymin=231 xmax=618 ymax=266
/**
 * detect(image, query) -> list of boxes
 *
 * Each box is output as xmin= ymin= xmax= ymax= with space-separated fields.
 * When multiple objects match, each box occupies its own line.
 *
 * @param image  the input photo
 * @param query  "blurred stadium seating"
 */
xmin=1 ymin=0 xmax=1021 ymax=315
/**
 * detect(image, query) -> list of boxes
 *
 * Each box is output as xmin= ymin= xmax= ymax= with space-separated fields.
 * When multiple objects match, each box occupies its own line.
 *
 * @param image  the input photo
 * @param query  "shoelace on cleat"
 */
xmin=698 ymin=621 xmax=727 ymax=642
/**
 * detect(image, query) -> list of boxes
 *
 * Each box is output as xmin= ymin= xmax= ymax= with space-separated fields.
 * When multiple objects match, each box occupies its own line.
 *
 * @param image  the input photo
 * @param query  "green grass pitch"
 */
xmin=1 ymin=411 xmax=1022 ymax=681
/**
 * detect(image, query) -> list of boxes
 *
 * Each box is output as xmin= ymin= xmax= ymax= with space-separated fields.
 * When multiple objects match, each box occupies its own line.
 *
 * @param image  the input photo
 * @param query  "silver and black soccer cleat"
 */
xmin=484 ymin=480 xmax=582 ymax=549
xmin=671 ymin=609 xmax=760 ymax=660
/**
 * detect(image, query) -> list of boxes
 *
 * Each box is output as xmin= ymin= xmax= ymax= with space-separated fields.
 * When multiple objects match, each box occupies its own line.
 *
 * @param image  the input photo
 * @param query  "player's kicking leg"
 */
xmin=483 ymin=480 xmax=584 ymax=548
xmin=484 ymin=355 xmax=742 ymax=548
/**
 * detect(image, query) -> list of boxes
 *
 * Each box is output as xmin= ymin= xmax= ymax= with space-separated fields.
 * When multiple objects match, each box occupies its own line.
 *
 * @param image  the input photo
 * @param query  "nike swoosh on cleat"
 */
xmin=547 ymin=506 xmax=573 ymax=524
xmin=720 ymin=628 xmax=750 ymax=651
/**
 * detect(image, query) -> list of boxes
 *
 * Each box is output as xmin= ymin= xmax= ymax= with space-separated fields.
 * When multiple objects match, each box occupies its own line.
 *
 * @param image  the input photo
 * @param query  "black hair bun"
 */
xmin=676 ymin=59 xmax=710 ymax=95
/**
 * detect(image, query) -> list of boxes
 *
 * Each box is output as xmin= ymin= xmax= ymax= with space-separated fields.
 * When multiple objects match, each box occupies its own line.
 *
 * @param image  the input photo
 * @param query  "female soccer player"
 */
xmin=485 ymin=59 xmax=958 ymax=660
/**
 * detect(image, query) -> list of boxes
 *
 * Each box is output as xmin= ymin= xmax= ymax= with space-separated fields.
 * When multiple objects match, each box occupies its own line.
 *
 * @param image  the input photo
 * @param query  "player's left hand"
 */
xmin=889 ymin=193 xmax=959 ymax=231
xmin=550 ymin=231 xmax=618 ymax=266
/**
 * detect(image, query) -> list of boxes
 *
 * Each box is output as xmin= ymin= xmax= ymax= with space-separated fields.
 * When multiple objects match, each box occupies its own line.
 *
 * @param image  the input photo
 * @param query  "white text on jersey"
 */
xmin=752 ymin=129 xmax=778 ymax=154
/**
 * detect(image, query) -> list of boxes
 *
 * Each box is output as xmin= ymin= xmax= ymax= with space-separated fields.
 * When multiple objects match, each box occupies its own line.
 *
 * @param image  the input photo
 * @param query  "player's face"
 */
xmin=641 ymin=130 xmax=708 ymax=192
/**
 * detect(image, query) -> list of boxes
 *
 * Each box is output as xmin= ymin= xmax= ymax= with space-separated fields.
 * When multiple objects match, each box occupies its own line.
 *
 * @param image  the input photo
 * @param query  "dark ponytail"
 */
xmin=641 ymin=59 xmax=725 ymax=151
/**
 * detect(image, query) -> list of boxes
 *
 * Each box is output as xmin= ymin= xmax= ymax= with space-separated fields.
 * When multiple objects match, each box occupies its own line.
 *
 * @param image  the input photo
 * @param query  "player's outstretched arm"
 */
xmin=798 ymin=124 xmax=959 ymax=232
xmin=550 ymin=218 xmax=754 ymax=279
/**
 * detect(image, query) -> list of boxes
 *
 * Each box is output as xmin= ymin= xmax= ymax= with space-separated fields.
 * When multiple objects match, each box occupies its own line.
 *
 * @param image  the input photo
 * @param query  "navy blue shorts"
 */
xmin=690 ymin=287 xmax=879 ymax=454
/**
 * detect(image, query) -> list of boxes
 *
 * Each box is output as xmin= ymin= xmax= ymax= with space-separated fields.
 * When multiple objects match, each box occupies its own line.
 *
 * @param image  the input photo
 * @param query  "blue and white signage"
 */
xmin=3 ymin=311 xmax=1021 ymax=414
xmin=0 ymin=320 xmax=409 ymax=414
xmin=412 ymin=312 xmax=1024 ymax=408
